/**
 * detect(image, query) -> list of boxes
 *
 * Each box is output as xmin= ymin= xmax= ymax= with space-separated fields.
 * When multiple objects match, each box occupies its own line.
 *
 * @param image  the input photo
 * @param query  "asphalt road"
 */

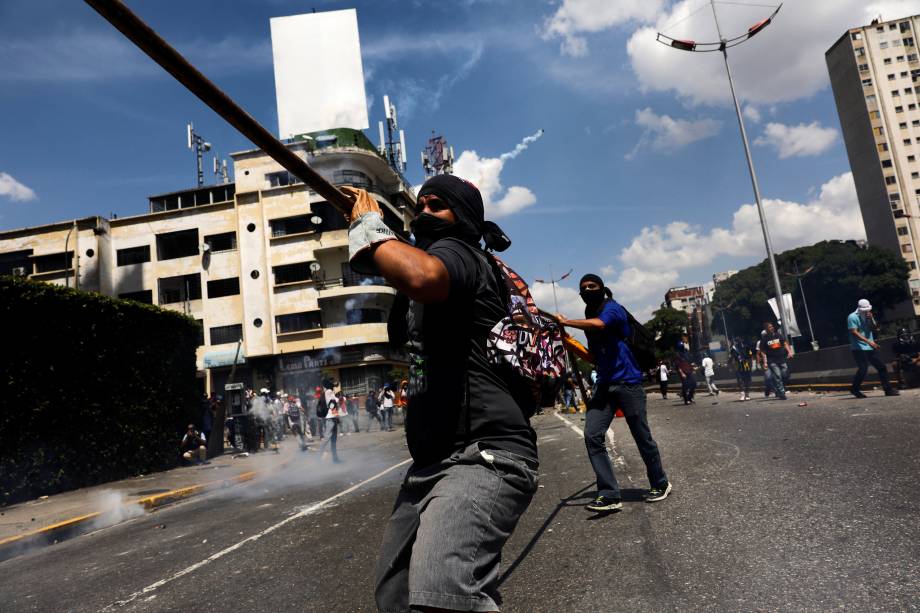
xmin=2 ymin=389 xmax=919 ymax=612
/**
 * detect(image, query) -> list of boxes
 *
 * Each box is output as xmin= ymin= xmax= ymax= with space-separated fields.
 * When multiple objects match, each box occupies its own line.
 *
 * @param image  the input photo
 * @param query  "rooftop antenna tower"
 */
xmin=187 ymin=122 xmax=211 ymax=187
xmin=378 ymin=95 xmax=407 ymax=173
xmin=212 ymin=153 xmax=230 ymax=184
xmin=421 ymin=132 xmax=455 ymax=177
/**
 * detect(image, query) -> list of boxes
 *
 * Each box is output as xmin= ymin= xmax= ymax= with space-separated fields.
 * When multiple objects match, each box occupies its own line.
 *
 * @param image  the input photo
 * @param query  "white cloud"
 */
xmin=0 ymin=172 xmax=37 ymax=202
xmin=542 ymin=0 xmax=666 ymax=56
xmin=754 ymin=121 xmax=838 ymax=159
xmin=452 ymin=131 xmax=544 ymax=218
xmin=604 ymin=172 xmax=865 ymax=320
xmin=623 ymin=0 xmax=920 ymax=106
xmin=743 ymin=106 xmax=762 ymax=124
xmin=626 ymin=107 xmax=721 ymax=159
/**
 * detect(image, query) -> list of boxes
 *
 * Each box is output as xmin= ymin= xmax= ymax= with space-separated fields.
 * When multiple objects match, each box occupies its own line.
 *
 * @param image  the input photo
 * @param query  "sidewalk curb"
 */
xmin=0 ymin=458 xmax=289 ymax=563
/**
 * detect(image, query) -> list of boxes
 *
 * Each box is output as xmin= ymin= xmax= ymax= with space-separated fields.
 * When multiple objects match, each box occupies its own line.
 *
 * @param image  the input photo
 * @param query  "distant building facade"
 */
xmin=826 ymin=14 xmax=920 ymax=316
xmin=0 ymin=129 xmax=416 ymax=396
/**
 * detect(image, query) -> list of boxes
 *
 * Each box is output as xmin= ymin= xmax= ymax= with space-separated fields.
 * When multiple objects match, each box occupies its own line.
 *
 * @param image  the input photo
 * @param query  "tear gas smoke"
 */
xmin=499 ymin=129 xmax=544 ymax=162
xmin=88 ymin=490 xmax=146 ymax=531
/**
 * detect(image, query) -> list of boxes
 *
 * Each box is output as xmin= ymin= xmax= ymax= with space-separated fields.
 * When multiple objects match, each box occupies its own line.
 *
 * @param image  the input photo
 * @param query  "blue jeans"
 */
xmin=768 ymin=361 xmax=790 ymax=397
xmin=585 ymin=383 xmax=668 ymax=500
xmin=563 ymin=389 xmax=574 ymax=409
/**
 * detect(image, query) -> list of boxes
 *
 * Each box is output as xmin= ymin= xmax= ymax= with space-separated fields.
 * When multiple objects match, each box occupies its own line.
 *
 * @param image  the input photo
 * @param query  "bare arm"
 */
xmin=370 ymin=240 xmax=450 ymax=304
xmin=556 ymin=315 xmax=606 ymax=332
xmin=849 ymin=326 xmax=880 ymax=350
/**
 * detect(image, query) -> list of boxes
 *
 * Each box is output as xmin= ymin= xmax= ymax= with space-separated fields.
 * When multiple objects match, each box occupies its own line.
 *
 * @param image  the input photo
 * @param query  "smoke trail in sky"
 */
xmin=499 ymin=129 xmax=545 ymax=162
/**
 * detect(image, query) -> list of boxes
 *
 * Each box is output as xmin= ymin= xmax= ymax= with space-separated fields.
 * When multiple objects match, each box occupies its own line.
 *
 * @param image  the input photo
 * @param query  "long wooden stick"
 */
xmin=84 ymin=0 xmax=354 ymax=215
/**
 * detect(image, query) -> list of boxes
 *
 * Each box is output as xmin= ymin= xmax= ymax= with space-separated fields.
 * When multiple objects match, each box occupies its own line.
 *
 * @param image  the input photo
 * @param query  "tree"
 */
xmin=645 ymin=306 xmax=690 ymax=358
xmin=711 ymin=241 xmax=910 ymax=349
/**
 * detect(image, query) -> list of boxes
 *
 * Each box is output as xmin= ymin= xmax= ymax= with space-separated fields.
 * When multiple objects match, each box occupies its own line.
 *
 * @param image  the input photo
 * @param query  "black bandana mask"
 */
xmin=410 ymin=213 xmax=457 ymax=251
xmin=580 ymin=288 xmax=605 ymax=306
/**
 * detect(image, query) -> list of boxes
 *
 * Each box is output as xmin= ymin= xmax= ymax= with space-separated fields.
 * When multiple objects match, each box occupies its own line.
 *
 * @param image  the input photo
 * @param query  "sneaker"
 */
xmin=885 ymin=388 xmax=900 ymax=397
xmin=586 ymin=496 xmax=623 ymax=512
xmin=646 ymin=482 xmax=673 ymax=503
xmin=739 ymin=393 xmax=746 ymax=401
xmin=851 ymin=389 xmax=867 ymax=399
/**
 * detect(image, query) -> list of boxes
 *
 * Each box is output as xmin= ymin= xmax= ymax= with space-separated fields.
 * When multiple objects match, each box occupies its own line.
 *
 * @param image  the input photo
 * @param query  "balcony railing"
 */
xmin=317 ymin=271 xmax=388 ymax=290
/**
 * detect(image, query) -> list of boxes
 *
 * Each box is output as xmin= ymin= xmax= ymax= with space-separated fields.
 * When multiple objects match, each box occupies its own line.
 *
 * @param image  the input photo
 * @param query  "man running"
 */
xmin=346 ymin=176 xmax=538 ymax=613
xmin=701 ymin=353 xmax=720 ymax=396
xmin=556 ymin=274 xmax=672 ymax=512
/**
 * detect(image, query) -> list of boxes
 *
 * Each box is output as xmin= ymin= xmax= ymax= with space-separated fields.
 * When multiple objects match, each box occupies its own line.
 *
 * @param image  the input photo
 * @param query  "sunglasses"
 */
xmin=418 ymin=194 xmax=449 ymax=213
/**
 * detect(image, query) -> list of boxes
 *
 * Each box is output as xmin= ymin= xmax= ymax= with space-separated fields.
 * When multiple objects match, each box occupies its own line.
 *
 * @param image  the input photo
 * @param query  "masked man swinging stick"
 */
xmin=345 ymin=176 xmax=539 ymax=613
xmin=555 ymin=274 xmax=672 ymax=512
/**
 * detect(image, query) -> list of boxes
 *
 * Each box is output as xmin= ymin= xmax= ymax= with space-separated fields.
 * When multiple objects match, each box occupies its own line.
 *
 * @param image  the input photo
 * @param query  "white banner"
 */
xmin=767 ymin=293 xmax=802 ymax=337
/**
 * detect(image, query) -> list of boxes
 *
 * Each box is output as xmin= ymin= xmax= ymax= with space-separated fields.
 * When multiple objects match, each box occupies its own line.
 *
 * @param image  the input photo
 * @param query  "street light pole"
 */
xmin=709 ymin=0 xmax=789 ymax=341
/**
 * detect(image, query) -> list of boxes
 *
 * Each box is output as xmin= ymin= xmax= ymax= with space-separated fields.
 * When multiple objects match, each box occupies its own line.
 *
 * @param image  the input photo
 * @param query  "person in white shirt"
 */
xmin=701 ymin=354 xmax=720 ymax=396
xmin=379 ymin=386 xmax=396 ymax=432
xmin=657 ymin=362 xmax=669 ymax=399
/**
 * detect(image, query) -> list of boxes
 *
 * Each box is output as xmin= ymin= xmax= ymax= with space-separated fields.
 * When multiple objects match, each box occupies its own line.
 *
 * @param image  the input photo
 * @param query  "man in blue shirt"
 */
xmin=848 ymin=298 xmax=899 ymax=398
xmin=557 ymin=274 xmax=671 ymax=512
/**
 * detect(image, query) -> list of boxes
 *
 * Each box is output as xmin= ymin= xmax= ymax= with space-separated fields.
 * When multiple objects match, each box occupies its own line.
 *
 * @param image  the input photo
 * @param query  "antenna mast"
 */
xmin=378 ymin=95 xmax=407 ymax=173
xmin=212 ymin=152 xmax=230 ymax=184
xmin=187 ymin=122 xmax=211 ymax=187
xmin=421 ymin=132 xmax=455 ymax=177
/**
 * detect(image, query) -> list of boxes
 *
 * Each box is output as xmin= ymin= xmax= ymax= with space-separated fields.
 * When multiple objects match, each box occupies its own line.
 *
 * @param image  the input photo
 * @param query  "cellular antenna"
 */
xmin=186 ymin=122 xmax=211 ymax=187
xmin=421 ymin=132 xmax=455 ymax=177
xmin=380 ymin=94 xmax=406 ymax=172
xmin=212 ymin=152 xmax=230 ymax=184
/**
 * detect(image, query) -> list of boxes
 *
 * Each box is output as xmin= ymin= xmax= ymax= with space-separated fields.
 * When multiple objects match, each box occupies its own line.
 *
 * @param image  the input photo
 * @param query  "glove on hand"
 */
xmin=343 ymin=187 xmax=396 ymax=274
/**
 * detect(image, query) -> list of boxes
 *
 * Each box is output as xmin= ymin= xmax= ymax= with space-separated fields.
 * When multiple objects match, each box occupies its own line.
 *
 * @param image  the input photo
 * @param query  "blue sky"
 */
xmin=2 ymin=0 xmax=918 ymax=319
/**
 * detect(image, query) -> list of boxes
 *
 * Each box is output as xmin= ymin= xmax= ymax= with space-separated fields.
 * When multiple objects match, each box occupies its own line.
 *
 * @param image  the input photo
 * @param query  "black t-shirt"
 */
xmin=761 ymin=331 xmax=788 ymax=363
xmin=401 ymin=238 xmax=537 ymax=468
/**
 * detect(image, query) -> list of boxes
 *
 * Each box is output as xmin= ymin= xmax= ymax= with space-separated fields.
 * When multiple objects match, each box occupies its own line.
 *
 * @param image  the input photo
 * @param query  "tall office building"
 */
xmin=827 ymin=14 xmax=920 ymax=316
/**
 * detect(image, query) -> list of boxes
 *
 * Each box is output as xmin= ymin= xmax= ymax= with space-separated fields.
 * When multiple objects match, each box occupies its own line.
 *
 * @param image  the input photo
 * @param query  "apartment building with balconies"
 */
xmin=0 ymin=128 xmax=416 ymax=396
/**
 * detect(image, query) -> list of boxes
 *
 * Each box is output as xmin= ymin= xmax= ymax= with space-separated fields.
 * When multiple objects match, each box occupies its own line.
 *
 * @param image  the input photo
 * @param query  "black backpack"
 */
xmin=624 ymin=308 xmax=657 ymax=372
xmin=315 ymin=396 xmax=328 ymax=419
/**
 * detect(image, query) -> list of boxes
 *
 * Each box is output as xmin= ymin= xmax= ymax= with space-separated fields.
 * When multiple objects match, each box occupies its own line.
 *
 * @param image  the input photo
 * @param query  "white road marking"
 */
xmin=553 ymin=412 xmax=628 ymax=478
xmin=103 ymin=458 xmax=412 ymax=611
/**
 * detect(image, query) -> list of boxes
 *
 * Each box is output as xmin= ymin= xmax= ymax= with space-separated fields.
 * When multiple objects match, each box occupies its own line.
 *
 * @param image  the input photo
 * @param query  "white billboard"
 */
xmin=270 ymin=9 xmax=369 ymax=139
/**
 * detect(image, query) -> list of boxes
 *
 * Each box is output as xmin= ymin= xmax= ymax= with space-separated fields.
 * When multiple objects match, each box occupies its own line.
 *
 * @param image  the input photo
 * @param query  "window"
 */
xmin=893 ymin=39 xmax=903 ymax=47
xmin=118 ymin=290 xmax=153 ymax=304
xmin=911 ymin=104 xmax=918 ymax=110
xmin=210 ymin=324 xmax=243 ymax=345
xmin=882 ymin=159 xmax=894 ymax=167
xmin=856 ymin=47 xmax=866 ymax=57
xmin=265 ymin=171 xmax=302 ymax=188
xmin=867 ymin=95 xmax=878 ymax=104
xmin=903 ymin=243 xmax=914 ymax=253
xmin=898 ymin=226 xmax=910 ymax=236
xmin=275 ymin=311 xmax=322 ymax=334
xmin=889 ymin=73 xmax=897 ymax=80
xmin=863 ymin=77 xmax=875 ymax=86
xmin=903 ymin=71 xmax=910 ymax=77
xmin=870 ymin=110 xmax=881 ymax=119
xmin=269 ymin=214 xmax=314 ymax=237
xmin=116 ymin=245 xmax=150 ymax=266
xmin=155 ymin=228 xmax=198 ymax=261
xmin=332 ymin=169 xmax=374 ymax=190
xmin=910 ymin=155 xmax=917 ymax=162
xmin=158 ymin=273 xmax=201 ymax=304
xmin=891 ymin=192 xmax=902 ymax=202
xmin=852 ymin=32 xmax=863 ymax=40
xmin=893 ymin=89 xmax=901 ymax=96
xmin=908 ymin=87 xmax=914 ymax=93
xmin=346 ymin=309 xmax=386 ymax=325
xmin=33 ymin=252 xmax=73 ymax=273
xmin=195 ymin=320 xmax=205 ymax=346
xmin=905 ymin=37 xmax=915 ymax=47
xmin=878 ymin=26 xmax=886 ymax=33
xmin=898 ymin=55 xmax=906 ymax=61
xmin=881 ymin=41 xmax=890 ymax=49
xmin=910 ymin=53 xmax=919 ymax=62
xmin=902 ymin=21 xmax=912 ymax=33
xmin=874 ymin=126 xmax=886 ymax=136
xmin=892 ymin=23 xmax=900 ymax=30
xmin=913 ymin=172 xmax=920 ymax=179
xmin=206 ymin=277 xmax=240 ymax=299
xmin=0 ymin=249 xmax=32 ymax=276
xmin=273 ymin=261 xmax=316 ymax=285
xmin=905 ymin=138 xmax=913 ymax=145
xmin=896 ymin=105 xmax=905 ymax=112
xmin=900 ymin=122 xmax=908 ymax=129
xmin=886 ymin=175 xmax=899 ymax=185
xmin=859 ymin=63 xmax=870 ymax=71
xmin=203 ymin=231 xmax=236 ymax=253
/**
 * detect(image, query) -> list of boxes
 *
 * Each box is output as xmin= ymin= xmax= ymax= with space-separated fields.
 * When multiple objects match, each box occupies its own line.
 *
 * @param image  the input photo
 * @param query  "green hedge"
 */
xmin=0 ymin=276 xmax=200 ymax=505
